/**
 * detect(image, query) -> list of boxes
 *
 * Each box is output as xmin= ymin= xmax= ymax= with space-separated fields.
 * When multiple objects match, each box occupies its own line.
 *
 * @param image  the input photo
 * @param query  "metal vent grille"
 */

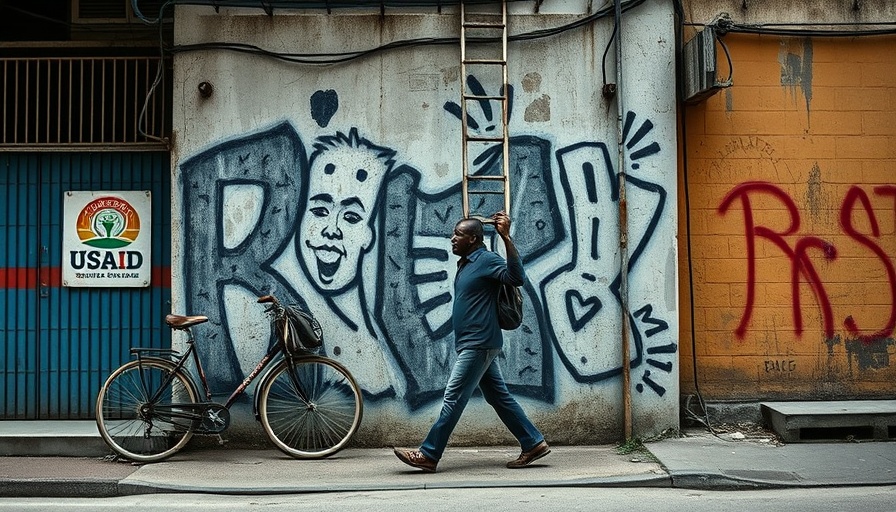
xmin=73 ymin=0 xmax=169 ymax=23
xmin=0 ymin=57 xmax=170 ymax=148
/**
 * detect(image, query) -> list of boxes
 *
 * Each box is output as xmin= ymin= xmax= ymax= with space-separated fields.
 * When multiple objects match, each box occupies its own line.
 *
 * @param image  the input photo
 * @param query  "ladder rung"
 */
xmin=463 ymin=94 xmax=506 ymax=101
xmin=466 ymin=175 xmax=506 ymax=181
xmin=462 ymin=22 xmax=506 ymax=29
xmin=460 ymin=0 xmax=511 ymax=218
xmin=468 ymin=215 xmax=497 ymax=225
xmin=466 ymin=135 xmax=504 ymax=142
xmin=463 ymin=59 xmax=507 ymax=66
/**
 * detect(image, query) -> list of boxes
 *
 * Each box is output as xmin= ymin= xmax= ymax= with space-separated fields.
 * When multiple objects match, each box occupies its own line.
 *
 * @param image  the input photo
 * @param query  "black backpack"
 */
xmin=277 ymin=305 xmax=324 ymax=355
xmin=497 ymin=283 xmax=523 ymax=330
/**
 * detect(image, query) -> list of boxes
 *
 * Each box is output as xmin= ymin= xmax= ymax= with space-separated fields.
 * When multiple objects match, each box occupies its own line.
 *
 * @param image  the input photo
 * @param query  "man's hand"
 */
xmin=492 ymin=210 xmax=522 ymax=278
xmin=492 ymin=211 xmax=512 ymax=239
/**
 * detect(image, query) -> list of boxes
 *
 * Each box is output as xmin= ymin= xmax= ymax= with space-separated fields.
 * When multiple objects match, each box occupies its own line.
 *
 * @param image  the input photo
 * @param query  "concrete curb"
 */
xmin=0 ymin=478 xmax=122 ymax=498
xmin=1 ymin=474 xmax=674 ymax=498
xmin=5 ymin=472 xmax=896 ymax=498
xmin=0 ymin=437 xmax=110 ymax=458
xmin=668 ymin=472 xmax=796 ymax=491
xmin=116 ymin=480 xmax=429 ymax=496
xmin=666 ymin=472 xmax=896 ymax=491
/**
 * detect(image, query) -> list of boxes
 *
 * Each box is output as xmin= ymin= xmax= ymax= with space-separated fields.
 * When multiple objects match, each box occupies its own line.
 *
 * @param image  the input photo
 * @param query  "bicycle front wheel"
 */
xmin=95 ymin=358 xmax=199 ymax=463
xmin=259 ymin=356 xmax=363 ymax=458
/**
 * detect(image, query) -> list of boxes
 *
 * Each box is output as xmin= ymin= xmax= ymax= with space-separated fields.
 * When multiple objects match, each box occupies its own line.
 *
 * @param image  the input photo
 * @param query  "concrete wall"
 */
xmin=679 ymin=3 xmax=896 ymax=400
xmin=171 ymin=0 xmax=678 ymax=445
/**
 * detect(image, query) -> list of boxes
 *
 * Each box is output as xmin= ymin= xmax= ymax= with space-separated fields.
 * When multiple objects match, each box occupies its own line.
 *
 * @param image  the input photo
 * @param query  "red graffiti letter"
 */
xmin=840 ymin=186 xmax=896 ymax=341
xmin=792 ymin=238 xmax=836 ymax=337
xmin=719 ymin=182 xmax=835 ymax=339
xmin=718 ymin=182 xmax=799 ymax=338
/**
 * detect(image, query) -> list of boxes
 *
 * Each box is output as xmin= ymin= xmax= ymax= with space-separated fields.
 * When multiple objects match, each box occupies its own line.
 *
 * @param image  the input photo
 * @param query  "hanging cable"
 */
xmin=672 ymin=0 xmax=714 ymax=433
xmin=138 ymin=57 xmax=170 ymax=146
xmin=601 ymin=19 xmax=618 ymax=88
xmin=729 ymin=24 xmax=896 ymax=37
xmin=715 ymin=33 xmax=733 ymax=85
xmin=685 ymin=15 xmax=896 ymax=38
xmin=128 ymin=0 xmax=648 ymax=66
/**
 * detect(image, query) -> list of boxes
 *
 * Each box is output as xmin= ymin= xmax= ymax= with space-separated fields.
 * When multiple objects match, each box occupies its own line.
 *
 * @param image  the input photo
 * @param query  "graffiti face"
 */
xmin=302 ymin=190 xmax=368 ymax=291
xmin=300 ymin=136 xmax=393 ymax=294
xmin=301 ymin=174 xmax=373 ymax=292
xmin=179 ymin=101 xmax=677 ymax=410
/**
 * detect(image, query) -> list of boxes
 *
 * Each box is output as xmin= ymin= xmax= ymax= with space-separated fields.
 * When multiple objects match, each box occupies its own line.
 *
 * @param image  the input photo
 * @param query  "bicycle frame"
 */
xmin=134 ymin=321 xmax=287 ymax=417
xmin=97 ymin=295 xmax=362 ymax=462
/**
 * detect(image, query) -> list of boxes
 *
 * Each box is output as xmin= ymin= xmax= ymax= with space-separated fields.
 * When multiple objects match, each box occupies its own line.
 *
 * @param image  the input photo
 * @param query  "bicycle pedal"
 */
xmin=216 ymin=435 xmax=228 ymax=446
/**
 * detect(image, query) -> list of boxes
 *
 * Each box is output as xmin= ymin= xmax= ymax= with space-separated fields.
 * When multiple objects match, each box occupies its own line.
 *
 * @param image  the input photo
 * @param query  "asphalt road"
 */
xmin=2 ymin=486 xmax=895 ymax=512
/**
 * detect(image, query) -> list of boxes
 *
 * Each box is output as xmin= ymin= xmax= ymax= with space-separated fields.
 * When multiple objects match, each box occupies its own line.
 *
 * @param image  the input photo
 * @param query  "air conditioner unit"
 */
xmin=683 ymin=26 xmax=730 ymax=104
xmin=71 ymin=0 xmax=169 ymax=24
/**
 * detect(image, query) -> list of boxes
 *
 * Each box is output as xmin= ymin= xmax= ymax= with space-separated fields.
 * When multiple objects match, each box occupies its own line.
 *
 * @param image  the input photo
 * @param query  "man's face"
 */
xmin=299 ymin=151 xmax=378 ymax=293
xmin=451 ymin=221 xmax=479 ymax=257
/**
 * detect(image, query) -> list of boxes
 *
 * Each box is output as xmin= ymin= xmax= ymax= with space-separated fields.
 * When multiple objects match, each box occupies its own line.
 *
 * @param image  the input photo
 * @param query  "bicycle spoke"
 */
xmin=259 ymin=358 xmax=362 ymax=458
xmin=96 ymin=359 xmax=198 ymax=462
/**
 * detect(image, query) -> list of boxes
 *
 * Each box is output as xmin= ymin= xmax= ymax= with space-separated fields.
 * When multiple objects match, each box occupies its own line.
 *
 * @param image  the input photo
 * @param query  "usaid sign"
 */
xmin=62 ymin=191 xmax=152 ymax=288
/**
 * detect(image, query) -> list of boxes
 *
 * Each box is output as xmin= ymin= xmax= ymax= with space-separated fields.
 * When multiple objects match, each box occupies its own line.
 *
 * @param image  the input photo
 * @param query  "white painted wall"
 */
xmin=171 ymin=0 xmax=678 ymax=445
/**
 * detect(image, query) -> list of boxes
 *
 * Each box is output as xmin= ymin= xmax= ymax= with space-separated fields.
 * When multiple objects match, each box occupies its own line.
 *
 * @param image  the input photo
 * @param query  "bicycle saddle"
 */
xmin=165 ymin=314 xmax=209 ymax=330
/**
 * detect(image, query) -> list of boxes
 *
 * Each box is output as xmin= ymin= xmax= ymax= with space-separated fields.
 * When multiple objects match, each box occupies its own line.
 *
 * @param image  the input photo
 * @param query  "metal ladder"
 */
xmin=459 ymin=0 xmax=511 ymax=222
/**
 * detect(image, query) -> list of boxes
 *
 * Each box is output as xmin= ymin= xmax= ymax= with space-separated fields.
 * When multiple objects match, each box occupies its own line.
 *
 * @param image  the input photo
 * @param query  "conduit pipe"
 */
xmin=612 ymin=0 xmax=633 ymax=441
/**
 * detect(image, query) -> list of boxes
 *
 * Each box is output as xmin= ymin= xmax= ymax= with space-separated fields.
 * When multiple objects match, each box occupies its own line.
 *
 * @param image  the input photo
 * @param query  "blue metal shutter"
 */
xmin=1 ymin=151 xmax=171 ymax=419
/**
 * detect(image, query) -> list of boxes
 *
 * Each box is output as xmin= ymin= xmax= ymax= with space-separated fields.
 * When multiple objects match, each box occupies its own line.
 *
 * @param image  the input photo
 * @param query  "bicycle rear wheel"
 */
xmin=258 ymin=356 xmax=363 ymax=458
xmin=95 ymin=358 xmax=199 ymax=462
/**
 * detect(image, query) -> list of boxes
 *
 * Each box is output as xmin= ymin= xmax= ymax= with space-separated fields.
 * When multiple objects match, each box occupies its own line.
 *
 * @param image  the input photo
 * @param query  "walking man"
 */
xmin=394 ymin=211 xmax=549 ymax=472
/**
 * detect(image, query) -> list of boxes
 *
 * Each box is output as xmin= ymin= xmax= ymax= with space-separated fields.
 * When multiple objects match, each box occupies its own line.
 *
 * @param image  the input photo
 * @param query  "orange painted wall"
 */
xmin=679 ymin=33 xmax=896 ymax=400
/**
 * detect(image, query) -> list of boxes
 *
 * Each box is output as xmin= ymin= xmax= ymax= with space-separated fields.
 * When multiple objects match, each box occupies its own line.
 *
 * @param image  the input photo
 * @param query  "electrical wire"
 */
xmin=137 ymin=57 xmax=169 ymax=146
xmin=671 ymin=0 xmax=714 ymax=435
xmin=600 ymin=9 xmax=618 ymax=87
xmin=715 ymin=33 xmax=732 ymax=85
xmin=728 ymin=24 xmax=896 ymax=37
xmin=128 ymin=0 xmax=648 ymax=65
xmin=692 ymin=17 xmax=896 ymax=38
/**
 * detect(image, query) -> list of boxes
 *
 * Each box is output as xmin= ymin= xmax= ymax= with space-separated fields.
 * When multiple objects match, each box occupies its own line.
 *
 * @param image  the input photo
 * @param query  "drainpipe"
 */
xmin=613 ymin=0 xmax=633 ymax=441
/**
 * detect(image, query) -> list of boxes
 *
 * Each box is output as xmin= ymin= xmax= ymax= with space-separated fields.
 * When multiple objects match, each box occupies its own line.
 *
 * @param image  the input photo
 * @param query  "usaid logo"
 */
xmin=77 ymin=197 xmax=141 ymax=249
xmin=63 ymin=191 xmax=151 ymax=287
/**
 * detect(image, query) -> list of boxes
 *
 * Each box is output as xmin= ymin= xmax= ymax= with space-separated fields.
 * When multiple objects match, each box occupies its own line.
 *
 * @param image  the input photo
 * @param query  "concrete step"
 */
xmin=761 ymin=400 xmax=896 ymax=443
xmin=0 ymin=421 xmax=111 ymax=457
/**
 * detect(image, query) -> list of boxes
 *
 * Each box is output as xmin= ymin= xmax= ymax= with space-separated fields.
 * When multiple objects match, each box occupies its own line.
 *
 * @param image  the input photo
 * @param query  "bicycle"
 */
xmin=94 ymin=294 xmax=363 ymax=463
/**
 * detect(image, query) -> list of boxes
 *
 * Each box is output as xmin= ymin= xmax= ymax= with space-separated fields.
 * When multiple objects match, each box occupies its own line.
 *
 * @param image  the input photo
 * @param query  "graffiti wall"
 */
xmin=681 ymin=33 xmax=896 ymax=400
xmin=171 ymin=0 xmax=678 ymax=444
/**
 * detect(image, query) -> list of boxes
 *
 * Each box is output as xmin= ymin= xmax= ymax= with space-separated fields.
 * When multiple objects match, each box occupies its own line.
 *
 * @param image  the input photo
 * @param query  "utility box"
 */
xmin=683 ymin=26 xmax=729 ymax=104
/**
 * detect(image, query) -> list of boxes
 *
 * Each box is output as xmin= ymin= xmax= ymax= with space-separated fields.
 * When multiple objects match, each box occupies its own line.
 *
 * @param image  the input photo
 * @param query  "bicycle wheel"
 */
xmin=95 ymin=358 xmax=199 ymax=462
xmin=258 ymin=356 xmax=363 ymax=458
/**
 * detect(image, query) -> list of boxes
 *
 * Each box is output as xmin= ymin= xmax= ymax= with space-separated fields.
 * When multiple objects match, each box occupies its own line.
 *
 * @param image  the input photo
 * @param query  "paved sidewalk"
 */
xmin=0 ymin=445 xmax=667 ymax=497
xmin=648 ymin=432 xmax=896 ymax=489
xmin=1 ymin=425 xmax=895 ymax=497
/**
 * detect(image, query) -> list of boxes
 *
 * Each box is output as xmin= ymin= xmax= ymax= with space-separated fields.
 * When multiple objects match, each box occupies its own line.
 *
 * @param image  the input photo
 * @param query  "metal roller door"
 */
xmin=1 ymin=151 xmax=171 ymax=419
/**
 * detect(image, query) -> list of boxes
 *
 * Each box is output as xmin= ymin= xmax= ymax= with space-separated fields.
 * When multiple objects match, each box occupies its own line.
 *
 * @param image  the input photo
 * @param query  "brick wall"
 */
xmin=680 ymin=33 xmax=896 ymax=400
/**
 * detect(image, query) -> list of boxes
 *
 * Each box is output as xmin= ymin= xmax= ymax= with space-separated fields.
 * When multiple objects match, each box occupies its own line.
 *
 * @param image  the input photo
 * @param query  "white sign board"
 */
xmin=62 ymin=191 xmax=152 ymax=288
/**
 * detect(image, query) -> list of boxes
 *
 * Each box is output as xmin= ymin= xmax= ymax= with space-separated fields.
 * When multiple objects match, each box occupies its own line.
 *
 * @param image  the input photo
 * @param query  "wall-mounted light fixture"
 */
xmin=198 ymin=81 xmax=214 ymax=99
